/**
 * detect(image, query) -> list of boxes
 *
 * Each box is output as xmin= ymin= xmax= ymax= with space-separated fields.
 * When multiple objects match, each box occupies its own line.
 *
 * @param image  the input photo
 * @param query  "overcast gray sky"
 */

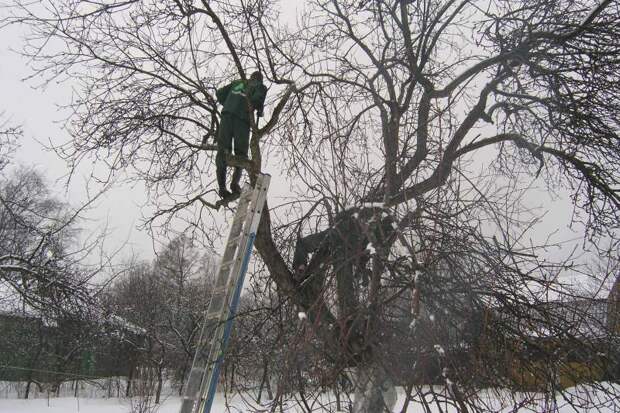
xmin=0 ymin=6 xmax=299 ymax=263
xmin=0 ymin=21 xmax=155 ymax=261
xmin=0 ymin=3 xmax=603 ymax=290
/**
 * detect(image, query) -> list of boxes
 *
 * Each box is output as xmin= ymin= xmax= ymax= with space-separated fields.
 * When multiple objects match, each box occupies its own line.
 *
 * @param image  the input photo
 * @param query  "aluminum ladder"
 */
xmin=179 ymin=173 xmax=270 ymax=413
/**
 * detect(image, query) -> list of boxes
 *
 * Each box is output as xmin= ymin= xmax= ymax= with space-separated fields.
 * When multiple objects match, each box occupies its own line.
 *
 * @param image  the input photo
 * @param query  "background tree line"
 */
xmin=0 ymin=118 xmax=219 ymax=401
xmin=2 ymin=0 xmax=620 ymax=412
xmin=0 ymin=125 xmax=618 ymax=408
xmin=0 ymin=175 xmax=220 ymax=403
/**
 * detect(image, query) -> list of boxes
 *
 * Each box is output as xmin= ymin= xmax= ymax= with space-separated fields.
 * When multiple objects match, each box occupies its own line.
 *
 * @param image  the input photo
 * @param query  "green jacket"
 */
xmin=216 ymin=79 xmax=267 ymax=121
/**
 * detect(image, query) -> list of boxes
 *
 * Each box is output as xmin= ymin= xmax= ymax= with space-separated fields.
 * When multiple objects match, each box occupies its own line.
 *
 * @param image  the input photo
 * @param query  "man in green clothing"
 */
xmin=215 ymin=71 xmax=267 ymax=199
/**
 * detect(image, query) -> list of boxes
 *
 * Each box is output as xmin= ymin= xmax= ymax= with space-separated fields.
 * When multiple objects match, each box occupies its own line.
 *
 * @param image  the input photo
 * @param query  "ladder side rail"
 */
xmin=212 ymin=196 xmax=251 ymax=290
xmin=178 ymin=191 xmax=253 ymax=413
xmin=201 ymin=232 xmax=257 ymax=413
xmin=196 ymin=176 xmax=268 ymax=412
xmin=178 ymin=314 xmax=223 ymax=413
xmin=196 ymin=218 xmax=253 ymax=394
xmin=193 ymin=243 xmax=250 ymax=413
xmin=218 ymin=176 xmax=268 ymax=312
xmin=200 ymin=175 xmax=271 ymax=413
xmin=245 ymin=175 xmax=270 ymax=235
xmin=180 ymin=287 xmax=233 ymax=413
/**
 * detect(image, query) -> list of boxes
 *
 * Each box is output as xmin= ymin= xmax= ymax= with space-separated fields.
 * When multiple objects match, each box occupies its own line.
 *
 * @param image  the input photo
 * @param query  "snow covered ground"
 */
xmin=1 ymin=382 xmax=619 ymax=412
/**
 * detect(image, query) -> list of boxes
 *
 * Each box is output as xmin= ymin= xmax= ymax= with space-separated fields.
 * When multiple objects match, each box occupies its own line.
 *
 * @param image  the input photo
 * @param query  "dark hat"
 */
xmin=250 ymin=71 xmax=263 ymax=81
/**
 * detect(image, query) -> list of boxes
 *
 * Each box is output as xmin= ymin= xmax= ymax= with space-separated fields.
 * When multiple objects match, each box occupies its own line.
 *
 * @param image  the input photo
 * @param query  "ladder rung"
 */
xmin=207 ymin=309 xmax=224 ymax=318
xmin=180 ymin=174 xmax=271 ymax=413
xmin=227 ymin=233 xmax=247 ymax=246
xmin=227 ymin=225 xmax=244 ymax=241
xmin=214 ymin=277 xmax=230 ymax=291
xmin=228 ymin=234 xmax=242 ymax=247
xmin=219 ymin=259 xmax=236 ymax=269
xmin=230 ymin=213 xmax=246 ymax=226
xmin=209 ymin=292 xmax=225 ymax=308
xmin=212 ymin=283 xmax=232 ymax=295
xmin=207 ymin=306 xmax=226 ymax=318
xmin=222 ymin=243 xmax=239 ymax=258
xmin=224 ymin=240 xmax=240 ymax=252
xmin=217 ymin=261 xmax=236 ymax=278
xmin=216 ymin=270 xmax=231 ymax=281
xmin=206 ymin=313 xmax=223 ymax=323
xmin=215 ymin=267 xmax=231 ymax=279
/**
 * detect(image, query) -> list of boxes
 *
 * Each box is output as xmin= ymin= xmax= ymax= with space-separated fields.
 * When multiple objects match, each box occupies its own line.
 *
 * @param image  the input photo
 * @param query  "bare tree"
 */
xmin=0 ymin=112 xmax=20 ymax=170
xmin=0 ymin=164 xmax=96 ymax=314
xmin=4 ymin=0 xmax=620 ymax=411
xmin=106 ymin=261 xmax=167 ymax=401
xmin=0 ymin=111 xmax=112 ymax=317
xmin=105 ymin=235 xmax=215 ymax=402
xmin=152 ymin=234 xmax=216 ymax=395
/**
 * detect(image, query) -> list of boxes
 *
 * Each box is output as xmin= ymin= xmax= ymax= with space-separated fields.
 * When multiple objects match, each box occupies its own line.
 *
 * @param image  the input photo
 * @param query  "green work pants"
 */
xmin=216 ymin=112 xmax=250 ymax=191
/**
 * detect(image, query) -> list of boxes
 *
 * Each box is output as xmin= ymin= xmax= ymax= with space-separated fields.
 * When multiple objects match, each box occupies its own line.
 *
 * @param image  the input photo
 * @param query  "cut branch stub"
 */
xmin=225 ymin=154 xmax=254 ymax=170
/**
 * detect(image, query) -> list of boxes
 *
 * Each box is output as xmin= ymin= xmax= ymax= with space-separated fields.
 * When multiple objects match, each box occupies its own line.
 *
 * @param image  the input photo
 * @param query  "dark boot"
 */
xmin=216 ymin=162 xmax=231 ymax=199
xmin=230 ymin=167 xmax=243 ymax=194
xmin=219 ymin=188 xmax=233 ymax=199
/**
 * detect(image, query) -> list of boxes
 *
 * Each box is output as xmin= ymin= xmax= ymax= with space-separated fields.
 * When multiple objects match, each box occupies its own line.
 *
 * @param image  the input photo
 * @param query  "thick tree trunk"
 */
xmin=125 ymin=365 xmax=134 ymax=397
xmin=178 ymin=363 xmax=186 ymax=396
xmin=257 ymin=356 xmax=270 ymax=402
xmin=265 ymin=365 xmax=274 ymax=400
xmin=24 ymin=380 xmax=31 ymax=399
xmin=352 ymin=363 xmax=396 ymax=413
xmin=155 ymin=366 xmax=163 ymax=404
xmin=25 ymin=332 xmax=44 ymax=400
xmin=229 ymin=359 xmax=236 ymax=388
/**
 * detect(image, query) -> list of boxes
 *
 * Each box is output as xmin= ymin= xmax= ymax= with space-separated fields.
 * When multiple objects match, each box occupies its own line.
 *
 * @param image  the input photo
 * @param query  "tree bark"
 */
xmin=125 ymin=365 xmax=134 ymax=397
xmin=155 ymin=365 xmax=163 ymax=404
xmin=352 ymin=363 xmax=396 ymax=413
xmin=257 ymin=356 xmax=270 ymax=402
